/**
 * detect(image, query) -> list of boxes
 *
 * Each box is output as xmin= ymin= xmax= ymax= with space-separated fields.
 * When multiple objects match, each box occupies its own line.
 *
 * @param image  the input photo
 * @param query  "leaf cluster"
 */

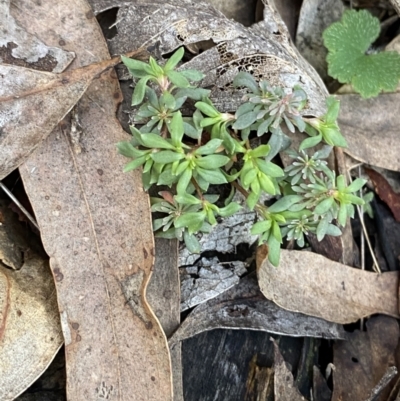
xmin=118 ymin=47 xmax=366 ymax=266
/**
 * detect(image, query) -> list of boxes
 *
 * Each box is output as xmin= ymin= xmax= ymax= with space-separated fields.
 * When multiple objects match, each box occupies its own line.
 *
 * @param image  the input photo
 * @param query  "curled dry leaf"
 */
xmin=338 ymin=93 xmax=400 ymax=172
xmin=257 ymin=248 xmax=400 ymax=324
xmin=18 ymin=0 xmax=172 ymax=398
xmin=170 ymin=273 xmax=345 ymax=348
xmin=366 ymin=167 xmax=400 ymax=222
xmin=332 ymin=316 xmax=400 ymax=401
xmin=0 ymin=253 xmax=63 ymax=401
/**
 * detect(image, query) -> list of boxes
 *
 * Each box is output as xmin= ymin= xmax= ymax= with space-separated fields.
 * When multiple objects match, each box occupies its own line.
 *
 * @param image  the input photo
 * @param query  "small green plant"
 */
xmin=117 ymin=48 xmax=365 ymax=266
xmin=323 ymin=9 xmax=400 ymax=98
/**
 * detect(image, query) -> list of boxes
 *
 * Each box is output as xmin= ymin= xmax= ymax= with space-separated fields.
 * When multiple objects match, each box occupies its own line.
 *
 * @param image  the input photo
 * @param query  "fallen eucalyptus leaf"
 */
xmin=339 ymin=93 xmax=400 ymax=172
xmin=19 ymin=0 xmax=172 ymax=398
xmin=332 ymin=316 xmax=399 ymax=401
xmin=170 ymin=273 xmax=345 ymax=348
xmin=0 ymin=253 xmax=63 ymax=401
xmin=257 ymin=248 xmax=400 ymax=324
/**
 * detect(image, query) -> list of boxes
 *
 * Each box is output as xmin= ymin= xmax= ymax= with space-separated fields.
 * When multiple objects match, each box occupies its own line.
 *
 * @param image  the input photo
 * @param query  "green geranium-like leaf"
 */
xmin=323 ymin=10 xmax=400 ymax=98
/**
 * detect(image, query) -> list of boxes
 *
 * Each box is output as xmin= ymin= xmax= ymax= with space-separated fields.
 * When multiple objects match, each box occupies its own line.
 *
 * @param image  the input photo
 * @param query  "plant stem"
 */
xmin=191 ymin=177 xmax=204 ymax=200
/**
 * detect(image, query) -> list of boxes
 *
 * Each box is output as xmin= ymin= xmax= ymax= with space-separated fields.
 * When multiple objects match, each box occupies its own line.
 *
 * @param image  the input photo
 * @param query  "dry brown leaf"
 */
xmin=0 ymin=50 xmax=146 ymax=181
xmin=271 ymin=338 xmax=306 ymax=401
xmin=257 ymin=249 xmax=400 ymax=324
xmin=332 ymin=316 xmax=399 ymax=401
xmin=0 ymin=253 xmax=63 ymax=401
xmin=366 ymin=167 xmax=400 ymax=222
xmin=17 ymin=0 xmax=172 ymax=398
xmin=339 ymin=93 xmax=400 ymax=172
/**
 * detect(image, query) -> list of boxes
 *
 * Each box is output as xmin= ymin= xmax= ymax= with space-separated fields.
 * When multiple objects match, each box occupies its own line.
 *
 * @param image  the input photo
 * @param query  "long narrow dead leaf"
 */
xmin=257 ymin=248 xmax=400 ymax=324
xmin=18 ymin=0 xmax=172 ymax=398
xmin=339 ymin=93 xmax=400 ymax=172
xmin=332 ymin=316 xmax=399 ymax=401
xmin=170 ymin=273 xmax=345 ymax=348
xmin=0 ymin=253 xmax=63 ymax=401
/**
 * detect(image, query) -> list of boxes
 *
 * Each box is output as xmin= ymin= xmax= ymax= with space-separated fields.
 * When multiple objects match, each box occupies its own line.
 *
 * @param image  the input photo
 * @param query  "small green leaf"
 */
xmin=346 ymin=178 xmax=367 ymax=193
xmin=132 ymin=76 xmax=151 ymax=106
xmin=177 ymin=168 xmax=193 ymax=194
xmin=314 ymin=197 xmax=335 ymax=215
xmin=196 ymin=167 xmax=227 ymax=185
xmin=180 ymin=69 xmax=205 ymax=81
xmin=166 ymin=70 xmax=190 ymax=88
xmin=268 ymin=195 xmax=303 ymax=213
xmin=121 ymin=56 xmax=153 ymax=76
xmin=160 ymin=91 xmax=176 ymax=109
xmin=325 ymin=96 xmax=340 ymax=124
xmin=326 ymin=224 xmax=342 ymax=236
xmin=194 ymin=139 xmax=223 ymax=155
xmin=175 ymin=193 xmax=202 ymax=205
xmin=246 ymin=192 xmax=259 ymax=210
xmin=338 ymin=202 xmax=347 ymax=226
xmin=251 ymin=220 xmax=272 ymax=235
xmin=140 ymin=133 xmax=175 ymax=149
xmin=195 ymin=155 xmax=230 ymax=169
xmin=183 ymin=231 xmax=201 ymax=253
xmin=249 ymin=145 xmax=271 ymax=158
xmin=299 ymin=133 xmax=323 ymax=151
xmin=149 ymin=56 xmax=164 ymax=76
xmin=195 ymin=101 xmax=220 ymax=117
xmin=316 ymin=216 xmax=329 ymax=241
xmin=123 ymin=156 xmax=146 ymax=172
xmin=218 ymin=202 xmax=242 ymax=217
xmin=233 ymin=71 xmax=259 ymax=93
xmin=200 ymin=117 xmax=221 ymax=128
xmin=272 ymin=220 xmax=282 ymax=243
xmin=183 ymin=121 xmax=201 ymax=139
xmin=158 ymin=169 xmax=178 ymax=185
xmin=232 ymin=111 xmax=258 ymax=130
xmin=175 ymin=212 xmax=205 ymax=230
xmin=336 ymin=175 xmax=346 ymax=191
xmin=151 ymin=150 xmax=184 ymax=164
xmin=258 ymin=173 xmax=276 ymax=195
xmin=236 ymin=102 xmax=255 ymax=118
xmin=117 ymin=142 xmax=144 ymax=158
xmin=164 ymin=47 xmax=185 ymax=71
xmin=256 ymin=160 xmax=284 ymax=178
xmin=169 ymin=111 xmax=184 ymax=146
xmin=267 ymin=234 xmax=281 ymax=266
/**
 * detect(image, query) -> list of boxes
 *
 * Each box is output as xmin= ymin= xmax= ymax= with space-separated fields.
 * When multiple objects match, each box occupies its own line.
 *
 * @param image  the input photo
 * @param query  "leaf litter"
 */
xmin=4 ymin=0 xmax=400 ymax=399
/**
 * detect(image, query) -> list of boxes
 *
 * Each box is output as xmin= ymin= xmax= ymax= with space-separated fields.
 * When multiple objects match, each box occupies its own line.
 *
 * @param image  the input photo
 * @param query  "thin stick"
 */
xmin=0 ymin=182 xmax=40 ymax=230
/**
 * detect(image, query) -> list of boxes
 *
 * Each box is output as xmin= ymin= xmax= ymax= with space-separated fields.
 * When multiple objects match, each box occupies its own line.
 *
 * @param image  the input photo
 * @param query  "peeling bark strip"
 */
xmin=17 ymin=0 xmax=172 ymax=399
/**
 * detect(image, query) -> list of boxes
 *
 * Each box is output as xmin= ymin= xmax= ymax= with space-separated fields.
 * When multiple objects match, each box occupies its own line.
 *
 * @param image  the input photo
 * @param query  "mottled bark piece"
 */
xmin=1 ymin=0 xmax=74 ymax=72
xmin=170 ymin=274 xmax=345 ymax=347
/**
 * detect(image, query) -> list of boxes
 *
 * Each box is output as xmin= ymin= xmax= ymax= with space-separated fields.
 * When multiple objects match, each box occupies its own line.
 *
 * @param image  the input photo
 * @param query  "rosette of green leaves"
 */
xmin=292 ymin=173 xmax=365 ymax=240
xmin=238 ymin=144 xmax=284 ymax=209
xmin=135 ymin=87 xmax=187 ymax=133
xmin=301 ymin=97 xmax=347 ymax=150
xmin=232 ymin=72 xmax=307 ymax=139
xmin=284 ymin=146 xmax=332 ymax=185
xmin=121 ymin=47 xmax=205 ymax=106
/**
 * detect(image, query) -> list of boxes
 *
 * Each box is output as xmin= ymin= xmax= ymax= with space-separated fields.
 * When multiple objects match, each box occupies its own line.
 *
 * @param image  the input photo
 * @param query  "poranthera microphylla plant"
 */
xmin=117 ymin=48 xmax=366 ymax=266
